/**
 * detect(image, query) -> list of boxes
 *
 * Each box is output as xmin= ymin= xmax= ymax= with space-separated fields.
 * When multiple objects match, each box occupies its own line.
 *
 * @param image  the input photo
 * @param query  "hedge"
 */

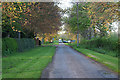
xmin=84 ymin=37 xmax=118 ymax=51
xmin=2 ymin=38 xmax=35 ymax=56
xmin=80 ymin=37 xmax=119 ymax=57
xmin=2 ymin=38 xmax=18 ymax=56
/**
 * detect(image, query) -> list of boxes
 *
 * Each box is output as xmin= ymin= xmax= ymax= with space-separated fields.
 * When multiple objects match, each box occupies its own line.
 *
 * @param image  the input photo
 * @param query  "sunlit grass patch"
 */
xmin=2 ymin=46 xmax=56 ymax=78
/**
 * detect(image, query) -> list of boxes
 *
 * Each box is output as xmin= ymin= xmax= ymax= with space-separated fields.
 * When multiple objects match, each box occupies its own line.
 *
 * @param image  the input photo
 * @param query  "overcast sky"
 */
xmin=57 ymin=0 xmax=73 ymax=10
xmin=57 ymin=0 xmax=73 ymax=34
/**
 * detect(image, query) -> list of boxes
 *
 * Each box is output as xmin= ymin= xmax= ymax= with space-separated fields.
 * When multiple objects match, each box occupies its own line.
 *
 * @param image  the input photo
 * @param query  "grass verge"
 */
xmin=42 ymin=42 xmax=59 ymax=46
xmin=2 ymin=46 xmax=56 ymax=78
xmin=65 ymin=43 xmax=119 ymax=73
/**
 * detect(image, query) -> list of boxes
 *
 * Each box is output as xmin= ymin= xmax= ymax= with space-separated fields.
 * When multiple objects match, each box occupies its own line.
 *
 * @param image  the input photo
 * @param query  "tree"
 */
xmin=2 ymin=2 xmax=62 ymax=39
xmin=2 ymin=2 xmax=31 ymax=38
xmin=87 ymin=2 xmax=118 ymax=37
xmin=63 ymin=3 xmax=91 ymax=39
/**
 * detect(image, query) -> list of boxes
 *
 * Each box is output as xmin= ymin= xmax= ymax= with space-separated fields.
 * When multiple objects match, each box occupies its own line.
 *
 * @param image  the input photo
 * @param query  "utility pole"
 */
xmin=77 ymin=2 xmax=79 ymax=47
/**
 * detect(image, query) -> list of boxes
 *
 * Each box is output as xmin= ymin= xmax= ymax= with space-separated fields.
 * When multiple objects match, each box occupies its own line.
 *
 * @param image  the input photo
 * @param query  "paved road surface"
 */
xmin=41 ymin=43 xmax=118 ymax=78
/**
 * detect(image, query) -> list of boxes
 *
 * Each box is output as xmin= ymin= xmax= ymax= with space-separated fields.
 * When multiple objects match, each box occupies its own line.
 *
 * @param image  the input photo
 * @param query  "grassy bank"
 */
xmin=2 ymin=46 xmax=56 ymax=78
xmin=65 ymin=43 xmax=119 ymax=73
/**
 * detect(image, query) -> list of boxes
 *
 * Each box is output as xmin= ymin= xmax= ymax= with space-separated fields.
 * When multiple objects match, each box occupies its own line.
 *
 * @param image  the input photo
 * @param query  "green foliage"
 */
xmin=79 ymin=35 xmax=119 ymax=57
xmin=66 ymin=33 xmax=118 ymax=57
xmin=88 ymin=2 xmax=118 ymax=37
xmin=2 ymin=16 xmax=12 ymax=37
xmin=2 ymin=38 xmax=35 ymax=56
xmin=44 ymin=41 xmax=50 ymax=44
xmin=2 ymin=38 xmax=18 ymax=56
xmin=64 ymin=3 xmax=90 ymax=38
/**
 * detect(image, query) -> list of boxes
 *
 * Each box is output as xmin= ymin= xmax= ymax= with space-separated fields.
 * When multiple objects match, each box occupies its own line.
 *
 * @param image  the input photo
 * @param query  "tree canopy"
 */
xmin=63 ymin=2 xmax=118 ymax=40
xmin=2 ymin=2 xmax=62 ymax=38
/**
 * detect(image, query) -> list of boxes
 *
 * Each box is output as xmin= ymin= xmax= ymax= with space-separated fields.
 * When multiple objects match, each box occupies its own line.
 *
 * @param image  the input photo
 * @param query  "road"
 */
xmin=41 ymin=43 xmax=118 ymax=78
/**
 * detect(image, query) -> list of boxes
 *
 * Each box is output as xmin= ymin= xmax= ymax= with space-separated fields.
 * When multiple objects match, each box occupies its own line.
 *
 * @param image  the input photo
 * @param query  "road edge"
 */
xmin=40 ymin=46 xmax=58 ymax=78
xmin=65 ymin=44 xmax=119 ymax=76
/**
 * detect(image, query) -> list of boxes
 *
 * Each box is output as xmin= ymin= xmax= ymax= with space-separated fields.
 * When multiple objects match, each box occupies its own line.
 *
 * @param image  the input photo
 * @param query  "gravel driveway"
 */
xmin=41 ymin=43 xmax=118 ymax=78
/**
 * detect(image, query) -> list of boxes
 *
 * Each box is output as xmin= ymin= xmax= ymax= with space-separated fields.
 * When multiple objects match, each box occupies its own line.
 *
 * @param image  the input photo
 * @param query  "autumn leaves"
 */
xmin=2 ymin=2 xmax=61 ymax=38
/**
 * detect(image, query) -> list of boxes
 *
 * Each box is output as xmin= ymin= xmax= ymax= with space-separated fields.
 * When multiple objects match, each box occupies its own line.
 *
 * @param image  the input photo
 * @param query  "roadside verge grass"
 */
xmin=42 ymin=42 xmax=59 ymax=46
xmin=2 ymin=46 xmax=56 ymax=78
xmin=65 ymin=43 xmax=119 ymax=73
xmin=75 ymin=48 xmax=118 ymax=72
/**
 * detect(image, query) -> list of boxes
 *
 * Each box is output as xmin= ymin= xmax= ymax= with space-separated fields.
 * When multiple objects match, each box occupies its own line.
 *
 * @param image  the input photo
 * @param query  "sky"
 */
xmin=57 ymin=0 xmax=73 ymax=10
xmin=57 ymin=0 xmax=73 ymax=34
xmin=111 ymin=22 xmax=118 ymax=32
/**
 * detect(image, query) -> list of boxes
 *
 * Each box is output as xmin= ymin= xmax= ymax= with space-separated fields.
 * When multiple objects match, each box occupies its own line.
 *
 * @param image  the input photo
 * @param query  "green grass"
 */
xmin=66 ymin=42 xmax=118 ymax=57
xmin=42 ymin=42 xmax=59 ymax=46
xmin=65 ymin=43 xmax=119 ymax=73
xmin=75 ymin=48 xmax=118 ymax=72
xmin=2 ymin=46 xmax=56 ymax=78
xmin=0 ymin=58 xmax=1 ymax=80
xmin=0 ymin=38 xmax=1 ymax=79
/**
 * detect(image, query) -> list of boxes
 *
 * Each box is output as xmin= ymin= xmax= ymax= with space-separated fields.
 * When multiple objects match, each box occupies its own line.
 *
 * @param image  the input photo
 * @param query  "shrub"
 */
xmin=44 ymin=41 xmax=49 ymax=44
xmin=2 ymin=38 xmax=18 ymax=56
xmin=2 ymin=38 xmax=35 ymax=56
xmin=79 ymin=35 xmax=118 ymax=57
